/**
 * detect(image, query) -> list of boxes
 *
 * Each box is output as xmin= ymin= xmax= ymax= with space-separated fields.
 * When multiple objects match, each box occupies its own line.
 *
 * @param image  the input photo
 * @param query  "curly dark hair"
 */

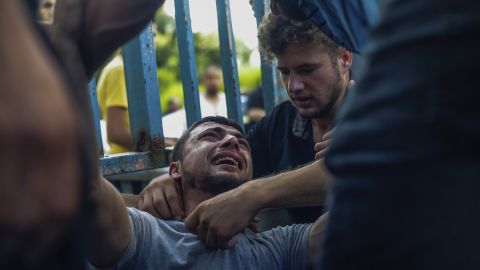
xmin=258 ymin=14 xmax=343 ymax=63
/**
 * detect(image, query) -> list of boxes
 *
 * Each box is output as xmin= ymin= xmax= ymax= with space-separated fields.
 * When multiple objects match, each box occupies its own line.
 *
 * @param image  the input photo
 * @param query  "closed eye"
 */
xmin=278 ymin=68 xmax=290 ymax=76
xmin=199 ymin=132 xmax=220 ymax=141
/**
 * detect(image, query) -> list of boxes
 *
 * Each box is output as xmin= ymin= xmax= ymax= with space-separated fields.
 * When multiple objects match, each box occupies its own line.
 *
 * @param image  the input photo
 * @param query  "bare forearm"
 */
xmin=309 ymin=212 xmax=329 ymax=263
xmin=110 ymin=128 xmax=133 ymax=149
xmin=247 ymin=160 xmax=331 ymax=209
xmin=89 ymin=177 xmax=130 ymax=267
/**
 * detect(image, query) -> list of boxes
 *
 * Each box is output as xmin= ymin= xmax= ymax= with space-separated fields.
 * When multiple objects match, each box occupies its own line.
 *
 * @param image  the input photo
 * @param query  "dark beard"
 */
xmin=299 ymin=69 xmax=343 ymax=119
xmin=298 ymin=96 xmax=337 ymax=119
xmin=199 ymin=174 xmax=244 ymax=195
xmin=206 ymin=87 xmax=219 ymax=97
xmin=183 ymin=170 xmax=245 ymax=196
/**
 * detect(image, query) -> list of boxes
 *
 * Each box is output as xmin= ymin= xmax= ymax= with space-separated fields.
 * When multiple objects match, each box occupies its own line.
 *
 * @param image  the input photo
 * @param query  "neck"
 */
xmin=182 ymin=189 xmax=214 ymax=216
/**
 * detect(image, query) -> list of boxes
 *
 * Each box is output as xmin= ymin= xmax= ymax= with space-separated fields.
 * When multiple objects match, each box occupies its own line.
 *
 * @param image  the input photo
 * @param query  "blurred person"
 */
xmin=0 ymin=0 xmax=165 ymax=268
xmin=244 ymin=86 xmax=266 ymax=133
xmin=87 ymin=116 xmax=326 ymax=269
xmin=320 ymin=0 xmax=480 ymax=269
xmin=97 ymin=53 xmax=133 ymax=154
xmin=162 ymin=65 xmax=228 ymax=139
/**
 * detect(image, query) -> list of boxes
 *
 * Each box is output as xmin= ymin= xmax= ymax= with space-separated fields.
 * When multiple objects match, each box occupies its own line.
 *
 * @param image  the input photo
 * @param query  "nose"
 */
xmin=219 ymin=134 xmax=240 ymax=152
xmin=287 ymin=74 xmax=305 ymax=94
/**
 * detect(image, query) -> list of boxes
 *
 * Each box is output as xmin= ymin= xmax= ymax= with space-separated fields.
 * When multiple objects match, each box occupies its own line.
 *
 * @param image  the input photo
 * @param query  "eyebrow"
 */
xmin=277 ymin=63 xmax=322 ymax=70
xmin=198 ymin=126 xmax=245 ymax=140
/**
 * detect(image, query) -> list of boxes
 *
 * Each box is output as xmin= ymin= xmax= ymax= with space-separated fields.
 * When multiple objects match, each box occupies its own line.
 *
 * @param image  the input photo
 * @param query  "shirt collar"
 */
xmin=292 ymin=112 xmax=310 ymax=140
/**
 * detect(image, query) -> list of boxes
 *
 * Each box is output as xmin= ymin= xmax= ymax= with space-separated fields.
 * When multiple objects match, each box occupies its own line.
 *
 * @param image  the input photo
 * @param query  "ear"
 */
xmin=169 ymin=161 xmax=182 ymax=183
xmin=338 ymin=49 xmax=353 ymax=74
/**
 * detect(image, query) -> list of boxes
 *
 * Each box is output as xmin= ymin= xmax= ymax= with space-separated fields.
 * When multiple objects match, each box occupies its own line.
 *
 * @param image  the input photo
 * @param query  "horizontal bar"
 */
xmin=100 ymin=151 xmax=170 ymax=176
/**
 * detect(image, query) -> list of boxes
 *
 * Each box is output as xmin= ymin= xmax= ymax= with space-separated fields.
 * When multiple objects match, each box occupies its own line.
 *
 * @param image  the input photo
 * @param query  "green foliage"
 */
xmin=153 ymin=8 xmax=259 ymax=113
xmin=238 ymin=67 xmax=261 ymax=93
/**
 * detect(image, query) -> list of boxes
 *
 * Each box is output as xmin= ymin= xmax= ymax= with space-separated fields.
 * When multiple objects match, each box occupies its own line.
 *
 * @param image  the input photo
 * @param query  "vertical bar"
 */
xmin=122 ymin=24 xmax=165 ymax=152
xmin=216 ymin=0 xmax=243 ymax=127
xmin=174 ymin=0 xmax=202 ymax=126
xmin=253 ymin=0 xmax=279 ymax=113
xmin=88 ymin=78 xmax=104 ymax=156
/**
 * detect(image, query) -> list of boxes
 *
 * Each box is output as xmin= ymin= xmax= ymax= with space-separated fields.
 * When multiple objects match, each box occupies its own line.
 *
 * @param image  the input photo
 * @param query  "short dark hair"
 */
xmin=171 ymin=116 xmax=244 ymax=162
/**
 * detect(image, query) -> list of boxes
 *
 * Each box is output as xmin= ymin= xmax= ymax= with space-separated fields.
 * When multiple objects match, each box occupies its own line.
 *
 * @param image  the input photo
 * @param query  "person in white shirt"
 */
xmin=163 ymin=65 xmax=228 ymax=139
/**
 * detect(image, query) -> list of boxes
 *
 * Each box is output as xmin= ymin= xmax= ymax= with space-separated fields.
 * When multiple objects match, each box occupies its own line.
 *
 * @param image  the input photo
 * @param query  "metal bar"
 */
xmin=122 ymin=25 xmax=165 ymax=152
xmin=253 ymin=0 xmax=279 ymax=114
xmin=100 ymin=151 xmax=169 ymax=176
xmin=88 ymin=78 xmax=104 ymax=156
xmin=174 ymin=0 xmax=202 ymax=127
xmin=216 ymin=0 xmax=244 ymax=127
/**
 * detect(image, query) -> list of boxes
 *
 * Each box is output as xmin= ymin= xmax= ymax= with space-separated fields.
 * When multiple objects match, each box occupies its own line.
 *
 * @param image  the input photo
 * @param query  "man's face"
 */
xmin=277 ymin=43 xmax=346 ymax=119
xmin=179 ymin=122 xmax=252 ymax=195
xmin=203 ymin=69 xmax=222 ymax=95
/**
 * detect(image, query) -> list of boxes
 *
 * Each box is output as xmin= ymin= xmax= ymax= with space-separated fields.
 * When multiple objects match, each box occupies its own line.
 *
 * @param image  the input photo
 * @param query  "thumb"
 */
xmin=184 ymin=209 xmax=199 ymax=233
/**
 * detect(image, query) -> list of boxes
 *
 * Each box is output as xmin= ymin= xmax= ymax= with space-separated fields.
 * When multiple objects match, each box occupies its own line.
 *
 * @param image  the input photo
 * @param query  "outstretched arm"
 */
xmin=88 ymin=176 xmax=131 ymax=267
xmin=185 ymin=160 xmax=332 ymax=249
xmin=51 ymin=0 xmax=166 ymax=80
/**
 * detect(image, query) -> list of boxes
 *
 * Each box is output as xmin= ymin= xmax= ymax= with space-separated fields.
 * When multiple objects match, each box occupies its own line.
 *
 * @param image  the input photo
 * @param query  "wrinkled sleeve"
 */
xmin=112 ymin=208 xmax=156 ymax=270
xmin=249 ymin=224 xmax=312 ymax=269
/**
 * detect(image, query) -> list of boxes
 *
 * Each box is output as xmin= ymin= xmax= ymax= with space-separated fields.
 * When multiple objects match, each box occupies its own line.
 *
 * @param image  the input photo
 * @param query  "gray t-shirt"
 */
xmin=112 ymin=208 xmax=311 ymax=270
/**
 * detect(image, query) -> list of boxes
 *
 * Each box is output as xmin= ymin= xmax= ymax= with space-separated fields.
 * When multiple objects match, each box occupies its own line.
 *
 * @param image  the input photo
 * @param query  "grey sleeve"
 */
xmin=112 ymin=208 xmax=156 ymax=270
xmin=250 ymin=224 xmax=312 ymax=270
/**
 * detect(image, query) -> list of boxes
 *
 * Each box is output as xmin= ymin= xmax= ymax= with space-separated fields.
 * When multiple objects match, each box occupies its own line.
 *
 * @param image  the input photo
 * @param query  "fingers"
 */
xmin=186 ymin=208 xmax=236 ymax=249
xmin=139 ymin=174 xmax=184 ymax=220
xmin=323 ymin=128 xmax=334 ymax=140
xmin=185 ymin=208 xmax=199 ymax=233
xmin=205 ymin=229 xmax=217 ymax=249
xmin=315 ymin=149 xmax=327 ymax=160
xmin=314 ymin=141 xmax=329 ymax=152
xmin=248 ymin=221 xmax=260 ymax=233
xmin=315 ymin=128 xmax=335 ymax=160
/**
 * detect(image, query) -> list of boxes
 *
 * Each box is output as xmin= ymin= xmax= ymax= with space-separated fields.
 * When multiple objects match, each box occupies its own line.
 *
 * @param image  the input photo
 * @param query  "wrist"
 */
xmin=241 ymin=179 xmax=272 ymax=211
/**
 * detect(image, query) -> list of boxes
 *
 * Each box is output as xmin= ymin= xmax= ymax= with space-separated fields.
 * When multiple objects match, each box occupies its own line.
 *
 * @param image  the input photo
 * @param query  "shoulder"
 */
xmin=244 ymin=224 xmax=312 ymax=269
xmin=256 ymin=223 xmax=312 ymax=242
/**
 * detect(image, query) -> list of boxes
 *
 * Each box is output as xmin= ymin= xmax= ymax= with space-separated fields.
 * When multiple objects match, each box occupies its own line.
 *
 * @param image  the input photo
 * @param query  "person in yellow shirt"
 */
xmin=97 ymin=54 xmax=132 ymax=154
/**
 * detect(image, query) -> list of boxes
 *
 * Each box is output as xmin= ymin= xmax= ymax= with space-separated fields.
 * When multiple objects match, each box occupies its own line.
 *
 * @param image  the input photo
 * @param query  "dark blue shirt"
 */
xmin=247 ymin=101 xmax=322 ymax=225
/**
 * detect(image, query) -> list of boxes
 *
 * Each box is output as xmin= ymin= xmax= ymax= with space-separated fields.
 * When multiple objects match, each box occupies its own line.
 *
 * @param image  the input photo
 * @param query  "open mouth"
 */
xmin=294 ymin=96 xmax=313 ymax=107
xmin=212 ymin=155 xmax=242 ymax=170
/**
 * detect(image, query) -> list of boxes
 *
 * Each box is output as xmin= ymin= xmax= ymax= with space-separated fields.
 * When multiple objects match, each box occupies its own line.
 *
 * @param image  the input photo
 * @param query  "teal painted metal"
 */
xmin=216 ymin=0 xmax=243 ymax=128
xmin=253 ymin=0 xmax=279 ymax=114
xmin=88 ymin=78 xmax=104 ymax=156
xmin=100 ymin=151 xmax=169 ymax=176
xmin=122 ymin=25 xmax=165 ymax=152
xmin=174 ymin=0 xmax=202 ymax=127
